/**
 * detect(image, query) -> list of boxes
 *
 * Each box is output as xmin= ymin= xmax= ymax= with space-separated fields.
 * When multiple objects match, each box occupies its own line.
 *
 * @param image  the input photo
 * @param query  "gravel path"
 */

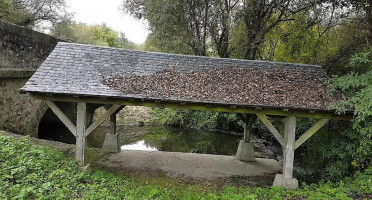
xmin=100 ymin=150 xmax=281 ymax=179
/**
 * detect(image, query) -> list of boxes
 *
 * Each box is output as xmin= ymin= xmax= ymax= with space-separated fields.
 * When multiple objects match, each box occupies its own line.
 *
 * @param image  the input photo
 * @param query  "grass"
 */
xmin=0 ymin=133 xmax=371 ymax=199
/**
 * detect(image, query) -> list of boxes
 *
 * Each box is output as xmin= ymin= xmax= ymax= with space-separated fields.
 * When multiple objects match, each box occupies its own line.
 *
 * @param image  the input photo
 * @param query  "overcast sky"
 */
xmin=65 ymin=0 xmax=149 ymax=44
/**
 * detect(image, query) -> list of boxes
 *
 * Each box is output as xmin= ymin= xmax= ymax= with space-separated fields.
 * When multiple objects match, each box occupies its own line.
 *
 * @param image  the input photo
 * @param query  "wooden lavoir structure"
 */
xmin=20 ymin=42 xmax=353 ymax=189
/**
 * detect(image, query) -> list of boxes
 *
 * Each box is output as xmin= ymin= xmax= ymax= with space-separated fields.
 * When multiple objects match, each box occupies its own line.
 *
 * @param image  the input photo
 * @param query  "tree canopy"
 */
xmin=0 ymin=0 xmax=70 ymax=28
xmin=51 ymin=22 xmax=136 ymax=49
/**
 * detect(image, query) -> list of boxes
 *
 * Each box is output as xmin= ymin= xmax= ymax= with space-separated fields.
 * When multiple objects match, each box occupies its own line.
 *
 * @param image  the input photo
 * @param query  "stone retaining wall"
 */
xmin=0 ymin=20 xmax=62 ymax=136
xmin=0 ymin=20 xmax=61 ymax=70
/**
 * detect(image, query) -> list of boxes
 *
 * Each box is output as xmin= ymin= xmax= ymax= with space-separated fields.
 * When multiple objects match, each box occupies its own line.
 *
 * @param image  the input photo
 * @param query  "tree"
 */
xmin=332 ymin=48 xmax=372 ymax=165
xmin=51 ymin=22 xmax=136 ymax=49
xmin=237 ymin=0 xmax=331 ymax=60
xmin=123 ymin=0 xmax=340 ymax=60
xmin=124 ymin=0 xmax=211 ymax=56
xmin=122 ymin=0 xmax=240 ymax=57
xmin=0 ymin=0 xmax=70 ymax=28
xmin=209 ymin=0 xmax=240 ymax=58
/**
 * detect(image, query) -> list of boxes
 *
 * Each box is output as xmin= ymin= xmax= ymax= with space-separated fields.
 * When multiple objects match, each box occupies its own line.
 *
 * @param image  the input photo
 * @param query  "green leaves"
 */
xmin=331 ymin=48 xmax=372 ymax=171
xmin=51 ymin=22 xmax=137 ymax=49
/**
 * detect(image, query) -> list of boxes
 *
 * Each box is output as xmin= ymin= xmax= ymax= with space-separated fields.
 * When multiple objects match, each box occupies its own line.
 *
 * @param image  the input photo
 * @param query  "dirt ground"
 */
xmin=100 ymin=150 xmax=280 ymax=179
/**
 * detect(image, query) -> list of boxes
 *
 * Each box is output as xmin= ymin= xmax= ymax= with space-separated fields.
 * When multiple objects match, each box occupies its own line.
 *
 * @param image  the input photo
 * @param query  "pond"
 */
xmin=45 ymin=125 xmax=242 ymax=156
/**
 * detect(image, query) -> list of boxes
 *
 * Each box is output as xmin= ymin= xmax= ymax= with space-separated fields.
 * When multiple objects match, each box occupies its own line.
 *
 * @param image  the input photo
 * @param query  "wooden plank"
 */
xmin=76 ymin=102 xmax=87 ymax=167
xmin=85 ymin=105 xmax=123 ymax=137
xmin=294 ymin=119 xmax=330 ymax=150
xmin=283 ymin=116 xmax=296 ymax=179
xmin=45 ymin=101 xmax=77 ymax=137
xmin=257 ymin=114 xmax=286 ymax=147
xmin=31 ymin=93 xmax=353 ymax=120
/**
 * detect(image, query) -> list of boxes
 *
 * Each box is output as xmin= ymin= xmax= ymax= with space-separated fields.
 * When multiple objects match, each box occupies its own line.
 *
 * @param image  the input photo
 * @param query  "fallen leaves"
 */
xmin=101 ymin=67 xmax=343 ymax=110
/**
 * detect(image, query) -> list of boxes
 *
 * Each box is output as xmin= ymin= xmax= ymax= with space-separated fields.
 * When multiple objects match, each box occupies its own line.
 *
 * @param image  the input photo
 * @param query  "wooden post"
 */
xmin=276 ymin=118 xmax=285 ymax=166
xmin=243 ymin=115 xmax=257 ymax=142
xmin=283 ymin=116 xmax=296 ymax=179
xmin=110 ymin=113 xmax=116 ymax=135
xmin=76 ymin=102 xmax=87 ymax=167
xmin=236 ymin=114 xmax=257 ymax=161
xmin=102 ymin=105 xmax=122 ymax=153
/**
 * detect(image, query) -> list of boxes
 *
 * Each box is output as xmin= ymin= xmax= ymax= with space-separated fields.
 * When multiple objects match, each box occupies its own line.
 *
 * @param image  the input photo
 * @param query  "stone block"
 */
xmin=102 ymin=133 xmax=120 ymax=153
xmin=272 ymin=174 xmax=298 ymax=189
xmin=80 ymin=163 xmax=92 ymax=173
xmin=235 ymin=140 xmax=255 ymax=162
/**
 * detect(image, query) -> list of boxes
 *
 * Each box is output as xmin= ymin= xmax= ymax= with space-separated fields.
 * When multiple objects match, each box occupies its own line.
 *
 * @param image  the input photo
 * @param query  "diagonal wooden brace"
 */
xmin=85 ymin=105 xmax=124 ymax=137
xmin=45 ymin=101 xmax=77 ymax=137
xmin=294 ymin=119 xmax=330 ymax=150
xmin=257 ymin=114 xmax=286 ymax=147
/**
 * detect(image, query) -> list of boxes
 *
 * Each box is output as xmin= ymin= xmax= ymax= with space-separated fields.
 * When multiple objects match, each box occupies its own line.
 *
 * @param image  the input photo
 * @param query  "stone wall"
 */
xmin=0 ymin=78 xmax=47 ymax=137
xmin=0 ymin=20 xmax=62 ymax=136
xmin=0 ymin=20 xmax=61 ymax=70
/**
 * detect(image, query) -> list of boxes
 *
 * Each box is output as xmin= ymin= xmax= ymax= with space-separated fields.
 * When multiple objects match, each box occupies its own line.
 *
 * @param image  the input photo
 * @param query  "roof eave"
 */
xmin=24 ymin=91 xmax=353 ymax=121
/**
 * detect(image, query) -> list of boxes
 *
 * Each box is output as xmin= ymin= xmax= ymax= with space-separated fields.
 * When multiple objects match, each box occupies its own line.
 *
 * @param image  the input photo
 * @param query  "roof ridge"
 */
xmin=57 ymin=42 xmax=322 ymax=69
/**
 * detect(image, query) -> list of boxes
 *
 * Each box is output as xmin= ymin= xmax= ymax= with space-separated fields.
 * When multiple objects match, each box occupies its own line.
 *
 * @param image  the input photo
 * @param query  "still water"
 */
xmin=47 ymin=125 xmax=242 ymax=156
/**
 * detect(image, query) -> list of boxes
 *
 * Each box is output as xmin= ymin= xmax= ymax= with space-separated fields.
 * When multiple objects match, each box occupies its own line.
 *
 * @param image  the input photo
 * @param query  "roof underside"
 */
xmin=21 ymin=42 xmax=344 ymax=112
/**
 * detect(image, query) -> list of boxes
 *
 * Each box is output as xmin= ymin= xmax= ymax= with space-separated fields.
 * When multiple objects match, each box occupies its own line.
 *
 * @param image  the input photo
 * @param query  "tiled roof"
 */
xmin=21 ymin=42 xmax=342 ymax=111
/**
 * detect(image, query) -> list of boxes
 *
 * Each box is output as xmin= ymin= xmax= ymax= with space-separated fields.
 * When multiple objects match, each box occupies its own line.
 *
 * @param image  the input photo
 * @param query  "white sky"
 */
xmin=65 ymin=0 xmax=149 ymax=44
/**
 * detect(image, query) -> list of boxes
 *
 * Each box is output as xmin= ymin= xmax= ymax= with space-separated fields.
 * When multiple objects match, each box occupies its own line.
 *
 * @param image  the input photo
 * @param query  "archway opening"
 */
xmin=38 ymin=108 xmax=76 ymax=144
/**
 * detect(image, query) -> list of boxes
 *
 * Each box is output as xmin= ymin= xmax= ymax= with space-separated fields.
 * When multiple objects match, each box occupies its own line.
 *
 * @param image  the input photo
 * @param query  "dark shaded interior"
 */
xmin=38 ymin=108 xmax=76 ymax=144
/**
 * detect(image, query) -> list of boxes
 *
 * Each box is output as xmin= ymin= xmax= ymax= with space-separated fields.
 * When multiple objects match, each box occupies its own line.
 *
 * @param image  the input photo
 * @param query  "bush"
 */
xmin=151 ymin=108 xmax=243 ymax=131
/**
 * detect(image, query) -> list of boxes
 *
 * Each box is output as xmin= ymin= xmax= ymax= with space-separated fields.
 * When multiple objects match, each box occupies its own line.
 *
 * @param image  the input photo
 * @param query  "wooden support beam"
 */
xmin=31 ymin=93 xmax=353 ymax=120
xmin=236 ymin=114 xmax=257 ymax=142
xmin=283 ymin=116 xmax=296 ymax=179
xmin=45 ymin=101 xmax=77 ymax=137
xmin=294 ymin=119 xmax=330 ymax=150
xmin=244 ymin=115 xmax=257 ymax=142
xmin=237 ymin=113 xmax=248 ymax=122
xmin=110 ymin=112 xmax=116 ymax=135
xmin=76 ymin=102 xmax=87 ymax=167
xmin=257 ymin=114 xmax=286 ymax=147
xmin=85 ymin=105 xmax=123 ymax=137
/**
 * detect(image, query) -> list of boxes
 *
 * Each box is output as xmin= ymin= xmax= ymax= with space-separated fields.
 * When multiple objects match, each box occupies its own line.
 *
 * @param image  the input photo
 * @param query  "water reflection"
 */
xmin=88 ymin=126 xmax=241 ymax=156
xmin=41 ymin=125 xmax=241 ymax=156
xmin=121 ymin=140 xmax=158 ymax=151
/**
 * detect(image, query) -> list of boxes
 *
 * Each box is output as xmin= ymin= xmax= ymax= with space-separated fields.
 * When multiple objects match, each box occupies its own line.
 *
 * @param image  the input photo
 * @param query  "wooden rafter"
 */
xmin=45 ymin=101 xmax=77 ymax=137
xmin=85 ymin=105 xmax=124 ymax=137
xmin=257 ymin=114 xmax=286 ymax=147
xmin=237 ymin=114 xmax=257 ymax=142
xmin=294 ymin=119 xmax=330 ymax=150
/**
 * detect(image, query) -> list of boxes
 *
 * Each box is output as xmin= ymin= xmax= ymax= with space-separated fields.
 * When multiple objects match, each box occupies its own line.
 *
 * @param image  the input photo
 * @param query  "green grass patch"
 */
xmin=0 ymin=134 xmax=371 ymax=199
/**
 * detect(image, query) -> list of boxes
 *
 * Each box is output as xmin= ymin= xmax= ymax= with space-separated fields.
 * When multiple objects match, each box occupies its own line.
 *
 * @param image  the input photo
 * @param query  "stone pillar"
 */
xmin=102 ymin=111 xmax=120 ymax=153
xmin=273 ymin=116 xmax=298 ymax=189
xmin=236 ymin=114 xmax=257 ymax=162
